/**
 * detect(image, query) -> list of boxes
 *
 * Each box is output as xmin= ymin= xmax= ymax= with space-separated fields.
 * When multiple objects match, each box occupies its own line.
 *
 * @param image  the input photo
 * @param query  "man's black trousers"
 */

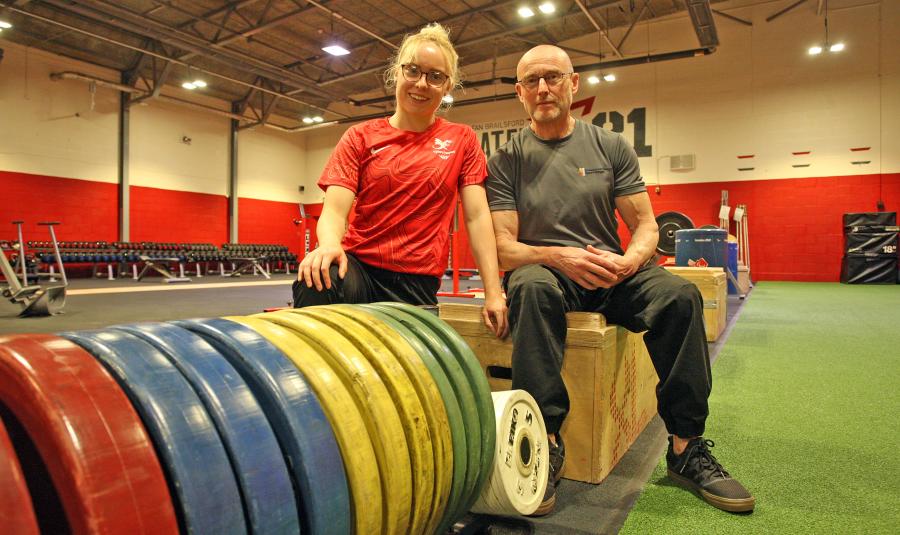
xmin=504 ymin=263 xmax=712 ymax=439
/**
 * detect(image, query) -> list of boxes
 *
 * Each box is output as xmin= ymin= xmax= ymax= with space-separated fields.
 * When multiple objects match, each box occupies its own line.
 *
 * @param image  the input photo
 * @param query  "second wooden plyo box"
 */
xmin=438 ymin=303 xmax=658 ymax=484
xmin=663 ymin=266 xmax=728 ymax=342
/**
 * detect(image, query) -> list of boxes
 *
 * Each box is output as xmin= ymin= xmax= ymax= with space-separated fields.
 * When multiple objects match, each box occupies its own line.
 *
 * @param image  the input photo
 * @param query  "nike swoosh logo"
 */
xmin=371 ymin=145 xmax=390 ymax=155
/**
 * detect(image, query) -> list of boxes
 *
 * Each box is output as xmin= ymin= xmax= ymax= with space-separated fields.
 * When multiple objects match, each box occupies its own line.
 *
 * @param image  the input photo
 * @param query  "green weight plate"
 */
xmin=289 ymin=307 xmax=433 ymax=535
xmin=328 ymin=305 xmax=454 ymax=535
xmin=362 ymin=304 xmax=477 ymax=533
xmin=263 ymin=311 xmax=412 ymax=535
xmin=230 ymin=316 xmax=382 ymax=535
xmin=377 ymin=303 xmax=497 ymax=517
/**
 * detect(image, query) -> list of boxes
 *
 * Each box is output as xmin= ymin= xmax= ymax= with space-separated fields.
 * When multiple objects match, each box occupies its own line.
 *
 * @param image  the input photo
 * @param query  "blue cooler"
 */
xmin=675 ymin=228 xmax=728 ymax=270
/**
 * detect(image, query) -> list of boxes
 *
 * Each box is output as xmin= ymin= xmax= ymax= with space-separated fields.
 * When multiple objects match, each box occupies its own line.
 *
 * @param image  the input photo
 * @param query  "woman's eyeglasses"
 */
xmin=401 ymin=64 xmax=449 ymax=87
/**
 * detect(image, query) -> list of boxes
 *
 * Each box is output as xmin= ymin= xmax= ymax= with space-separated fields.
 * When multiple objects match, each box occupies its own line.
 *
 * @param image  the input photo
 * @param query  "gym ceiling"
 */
xmin=1 ymin=0 xmax=735 ymax=129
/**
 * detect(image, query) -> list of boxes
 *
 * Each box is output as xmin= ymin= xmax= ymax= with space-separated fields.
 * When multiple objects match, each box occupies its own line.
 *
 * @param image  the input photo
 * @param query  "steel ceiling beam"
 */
xmin=320 ymin=0 xmax=625 ymax=87
xmin=6 ymin=3 xmax=346 ymax=116
xmin=40 ymin=0 xmax=338 ymax=99
xmin=574 ymin=0 xmax=624 ymax=58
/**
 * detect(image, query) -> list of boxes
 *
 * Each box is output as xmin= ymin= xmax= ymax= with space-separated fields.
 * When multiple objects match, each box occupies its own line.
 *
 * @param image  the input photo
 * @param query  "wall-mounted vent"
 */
xmin=670 ymin=154 xmax=696 ymax=171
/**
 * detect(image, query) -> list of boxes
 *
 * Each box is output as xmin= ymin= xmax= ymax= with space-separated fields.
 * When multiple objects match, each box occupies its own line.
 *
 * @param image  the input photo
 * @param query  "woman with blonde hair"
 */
xmin=295 ymin=23 xmax=507 ymax=337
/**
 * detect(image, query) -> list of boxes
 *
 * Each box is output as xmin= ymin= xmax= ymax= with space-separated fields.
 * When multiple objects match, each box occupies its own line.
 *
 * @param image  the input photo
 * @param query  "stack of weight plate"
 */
xmin=0 ymin=302 xmax=546 ymax=534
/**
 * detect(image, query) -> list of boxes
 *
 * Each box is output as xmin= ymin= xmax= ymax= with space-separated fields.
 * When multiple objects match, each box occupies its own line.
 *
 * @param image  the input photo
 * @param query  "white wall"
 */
xmin=0 ymin=41 xmax=119 ymax=183
xmin=129 ymin=101 xmax=230 ymax=194
xmin=237 ymin=126 xmax=306 ymax=202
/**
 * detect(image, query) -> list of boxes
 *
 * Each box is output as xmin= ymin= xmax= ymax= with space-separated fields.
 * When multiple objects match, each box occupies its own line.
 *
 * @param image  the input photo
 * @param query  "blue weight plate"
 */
xmin=61 ymin=329 xmax=246 ymax=535
xmin=175 ymin=318 xmax=350 ymax=535
xmin=112 ymin=323 xmax=297 ymax=535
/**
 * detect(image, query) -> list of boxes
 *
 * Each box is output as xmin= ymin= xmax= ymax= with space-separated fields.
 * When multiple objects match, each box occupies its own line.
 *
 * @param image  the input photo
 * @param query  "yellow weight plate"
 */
xmin=227 ymin=316 xmax=381 ymax=535
xmin=262 ymin=311 xmax=412 ymax=535
xmin=291 ymin=307 xmax=433 ymax=535
xmin=328 ymin=304 xmax=454 ymax=535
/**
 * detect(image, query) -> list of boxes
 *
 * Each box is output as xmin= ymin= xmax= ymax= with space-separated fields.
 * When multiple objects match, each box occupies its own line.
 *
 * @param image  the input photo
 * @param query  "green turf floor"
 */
xmin=620 ymin=282 xmax=900 ymax=535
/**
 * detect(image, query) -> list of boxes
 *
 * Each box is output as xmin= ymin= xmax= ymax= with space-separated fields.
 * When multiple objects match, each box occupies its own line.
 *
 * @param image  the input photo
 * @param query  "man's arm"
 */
xmin=613 ymin=191 xmax=659 ymax=278
xmin=491 ymin=210 xmax=622 ymax=289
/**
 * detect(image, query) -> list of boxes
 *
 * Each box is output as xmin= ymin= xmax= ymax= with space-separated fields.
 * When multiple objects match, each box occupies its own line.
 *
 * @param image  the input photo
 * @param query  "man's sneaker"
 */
xmin=529 ymin=434 xmax=566 ymax=517
xmin=666 ymin=437 xmax=755 ymax=513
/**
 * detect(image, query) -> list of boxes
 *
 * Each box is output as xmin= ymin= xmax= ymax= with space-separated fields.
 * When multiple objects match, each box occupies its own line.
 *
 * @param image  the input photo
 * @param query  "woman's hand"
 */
xmin=298 ymin=245 xmax=347 ymax=291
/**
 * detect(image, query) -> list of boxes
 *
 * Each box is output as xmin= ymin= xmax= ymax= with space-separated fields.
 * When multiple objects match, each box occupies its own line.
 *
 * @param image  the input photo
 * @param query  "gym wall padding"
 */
xmin=0 ymin=171 xmax=118 ymax=242
xmin=238 ymin=197 xmax=306 ymax=256
xmin=130 ymin=185 xmax=228 ymax=245
xmin=453 ymin=172 xmax=899 ymax=282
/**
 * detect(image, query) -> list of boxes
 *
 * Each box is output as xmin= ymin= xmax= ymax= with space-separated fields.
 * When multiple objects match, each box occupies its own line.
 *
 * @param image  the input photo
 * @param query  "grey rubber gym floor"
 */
xmin=0 ymin=272 xmax=746 ymax=534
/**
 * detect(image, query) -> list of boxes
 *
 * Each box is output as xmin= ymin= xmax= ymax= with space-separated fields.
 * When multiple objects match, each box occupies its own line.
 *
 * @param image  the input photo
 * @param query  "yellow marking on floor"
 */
xmin=67 ymin=280 xmax=290 ymax=296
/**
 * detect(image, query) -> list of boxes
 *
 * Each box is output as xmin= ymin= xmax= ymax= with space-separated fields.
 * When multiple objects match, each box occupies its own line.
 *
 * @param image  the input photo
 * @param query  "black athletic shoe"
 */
xmin=530 ymin=434 xmax=566 ymax=517
xmin=666 ymin=437 xmax=755 ymax=513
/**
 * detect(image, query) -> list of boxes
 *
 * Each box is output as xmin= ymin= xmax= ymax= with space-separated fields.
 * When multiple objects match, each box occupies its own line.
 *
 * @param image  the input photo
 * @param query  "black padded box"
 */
xmin=844 ymin=232 xmax=899 ymax=256
xmin=843 ymin=212 xmax=897 ymax=233
xmin=840 ymin=254 xmax=898 ymax=284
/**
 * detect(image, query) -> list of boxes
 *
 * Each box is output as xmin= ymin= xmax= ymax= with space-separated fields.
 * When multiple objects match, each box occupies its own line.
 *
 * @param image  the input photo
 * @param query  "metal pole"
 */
xmin=118 ymin=73 xmax=130 ymax=241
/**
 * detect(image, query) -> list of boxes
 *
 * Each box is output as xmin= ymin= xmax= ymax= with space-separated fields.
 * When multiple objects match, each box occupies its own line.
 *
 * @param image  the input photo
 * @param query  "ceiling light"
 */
xmin=538 ymin=2 xmax=555 ymax=14
xmin=0 ymin=21 xmax=12 ymax=30
xmin=518 ymin=6 xmax=535 ymax=18
xmin=603 ymin=73 xmax=616 ymax=82
xmin=302 ymin=117 xmax=314 ymax=124
xmin=312 ymin=116 xmax=324 ymax=123
xmin=192 ymin=79 xmax=207 ymax=88
xmin=322 ymin=44 xmax=350 ymax=56
xmin=442 ymin=94 xmax=454 ymax=104
xmin=182 ymin=81 xmax=197 ymax=90
xmin=587 ymin=75 xmax=600 ymax=85
xmin=829 ymin=42 xmax=845 ymax=52
xmin=808 ymin=45 xmax=823 ymax=55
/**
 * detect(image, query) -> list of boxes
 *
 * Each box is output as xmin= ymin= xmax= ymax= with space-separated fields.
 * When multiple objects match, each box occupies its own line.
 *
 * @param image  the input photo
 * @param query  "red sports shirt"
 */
xmin=318 ymin=117 xmax=487 ymax=276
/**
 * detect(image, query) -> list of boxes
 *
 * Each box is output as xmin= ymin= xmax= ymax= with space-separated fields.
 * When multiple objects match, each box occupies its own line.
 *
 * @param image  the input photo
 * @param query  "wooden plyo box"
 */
xmin=737 ymin=265 xmax=751 ymax=295
xmin=663 ymin=266 xmax=728 ymax=342
xmin=438 ymin=303 xmax=658 ymax=484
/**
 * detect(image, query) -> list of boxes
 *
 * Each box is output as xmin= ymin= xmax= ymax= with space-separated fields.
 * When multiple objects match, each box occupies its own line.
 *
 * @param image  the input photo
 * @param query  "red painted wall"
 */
xmin=0 ymin=170 xmax=118 ymax=243
xmin=5 ymin=169 xmax=897 ymax=281
xmin=455 ymin=173 xmax=899 ymax=283
xmin=130 ymin=186 xmax=228 ymax=245
xmin=238 ymin=198 xmax=304 ymax=255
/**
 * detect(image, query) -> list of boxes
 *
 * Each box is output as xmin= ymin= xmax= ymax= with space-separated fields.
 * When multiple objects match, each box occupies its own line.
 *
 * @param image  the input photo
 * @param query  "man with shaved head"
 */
xmin=486 ymin=45 xmax=754 ymax=516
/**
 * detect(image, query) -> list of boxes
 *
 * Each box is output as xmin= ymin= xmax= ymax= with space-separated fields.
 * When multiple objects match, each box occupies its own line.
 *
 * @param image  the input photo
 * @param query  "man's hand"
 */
xmin=298 ymin=245 xmax=347 ymax=290
xmin=481 ymin=294 xmax=509 ymax=339
xmin=549 ymin=245 xmax=633 ymax=290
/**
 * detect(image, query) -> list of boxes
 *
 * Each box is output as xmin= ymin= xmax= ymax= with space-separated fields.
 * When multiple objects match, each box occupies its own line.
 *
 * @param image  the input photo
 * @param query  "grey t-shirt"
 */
xmin=486 ymin=120 xmax=646 ymax=255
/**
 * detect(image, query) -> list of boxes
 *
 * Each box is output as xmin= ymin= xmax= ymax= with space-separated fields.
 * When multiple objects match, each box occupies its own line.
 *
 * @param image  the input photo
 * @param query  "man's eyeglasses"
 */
xmin=401 ymin=64 xmax=449 ymax=87
xmin=517 ymin=72 xmax=573 ymax=90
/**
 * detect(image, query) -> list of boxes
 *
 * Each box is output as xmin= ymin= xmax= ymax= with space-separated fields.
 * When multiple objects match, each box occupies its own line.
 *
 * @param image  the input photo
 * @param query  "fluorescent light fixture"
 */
xmin=442 ymin=94 xmax=454 ymax=103
xmin=192 ymin=79 xmax=207 ymax=88
xmin=829 ymin=42 xmax=845 ymax=52
xmin=518 ymin=6 xmax=535 ymax=18
xmin=587 ymin=75 xmax=600 ymax=85
xmin=603 ymin=73 xmax=616 ymax=82
xmin=312 ymin=116 xmax=324 ymax=123
xmin=808 ymin=45 xmax=823 ymax=55
xmin=0 ymin=21 xmax=12 ymax=29
xmin=182 ymin=81 xmax=197 ymax=90
xmin=302 ymin=117 xmax=314 ymax=124
xmin=538 ymin=2 xmax=555 ymax=14
xmin=322 ymin=44 xmax=350 ymax=56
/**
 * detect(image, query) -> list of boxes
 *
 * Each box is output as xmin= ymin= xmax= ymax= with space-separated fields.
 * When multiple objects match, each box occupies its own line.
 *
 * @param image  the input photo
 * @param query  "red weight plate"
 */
xmin=0 ymin=417 xmax=39 ymax=535
xmin=0 ymin=334 xmax=178 ymax=535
